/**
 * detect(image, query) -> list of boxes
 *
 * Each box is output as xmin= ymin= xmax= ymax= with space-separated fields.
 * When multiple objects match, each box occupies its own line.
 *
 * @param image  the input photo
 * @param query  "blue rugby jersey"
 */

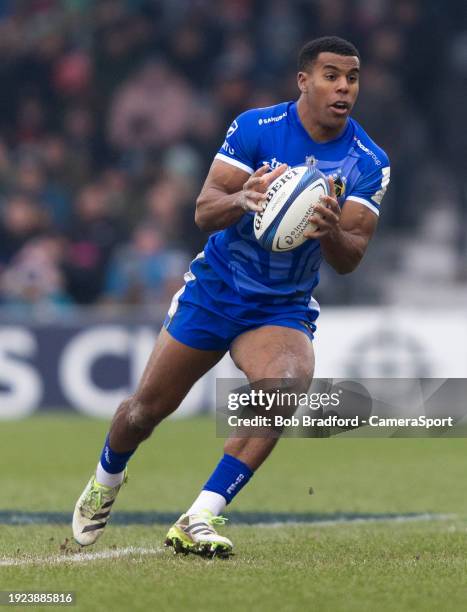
xmin=203 ymin=101 xmax=390 ymax=312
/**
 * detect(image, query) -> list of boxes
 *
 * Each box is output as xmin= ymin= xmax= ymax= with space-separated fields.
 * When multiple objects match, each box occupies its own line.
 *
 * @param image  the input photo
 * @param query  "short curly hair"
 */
xmin=298 ymin=36 xmax=360 ymax=72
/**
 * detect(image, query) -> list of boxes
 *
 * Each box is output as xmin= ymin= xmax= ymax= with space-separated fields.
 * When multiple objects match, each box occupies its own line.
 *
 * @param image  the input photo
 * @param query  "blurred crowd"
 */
xmin=0 ymin=0 xmax=465 ymax=313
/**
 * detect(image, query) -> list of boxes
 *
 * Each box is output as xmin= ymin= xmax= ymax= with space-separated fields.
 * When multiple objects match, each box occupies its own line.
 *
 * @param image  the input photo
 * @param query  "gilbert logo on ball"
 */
xmin=254 ymin=165 xmax=329 ymax=252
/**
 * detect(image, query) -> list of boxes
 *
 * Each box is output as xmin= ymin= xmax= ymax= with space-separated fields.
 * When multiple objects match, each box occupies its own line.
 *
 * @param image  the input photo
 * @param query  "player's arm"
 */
xmin=195 ymin=160 xmax=287 ymax=232
xmin=304 ymin=177 xmax=378 ymax=274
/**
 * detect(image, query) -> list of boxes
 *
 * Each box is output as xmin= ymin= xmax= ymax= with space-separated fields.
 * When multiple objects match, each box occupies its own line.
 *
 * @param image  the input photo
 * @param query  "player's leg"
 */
xmin=168 ymin=325 xmax=314 ymax=556
xmin=225 ymin=325 xmax=314 ymax=468
xmin=107 ymin=328 xmax=224 ymax=452
xmin=73 ymin=328 xmax=225 ymax=545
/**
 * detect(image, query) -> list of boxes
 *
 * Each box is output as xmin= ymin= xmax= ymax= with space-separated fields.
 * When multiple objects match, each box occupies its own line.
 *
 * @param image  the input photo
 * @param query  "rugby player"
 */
xmin=73 ymin=36 xmax=390 ymax=556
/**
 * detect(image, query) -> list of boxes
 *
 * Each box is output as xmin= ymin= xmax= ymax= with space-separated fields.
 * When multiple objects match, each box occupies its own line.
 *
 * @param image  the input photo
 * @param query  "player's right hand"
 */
xmin=237 ymin=163 xmax=288 ymax=213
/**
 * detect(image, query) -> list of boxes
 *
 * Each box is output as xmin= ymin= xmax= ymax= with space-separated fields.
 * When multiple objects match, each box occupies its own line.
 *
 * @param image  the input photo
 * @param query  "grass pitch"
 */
xmin=1 ymin=415 xmax=467 ymax=611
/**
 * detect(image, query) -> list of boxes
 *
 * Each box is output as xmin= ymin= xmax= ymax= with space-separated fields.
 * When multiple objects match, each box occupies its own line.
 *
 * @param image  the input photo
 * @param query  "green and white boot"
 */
xmin=165 ymin=510 xmax=233 ymax=557
xmin=72 ymin=472 xmax=127 ymax=546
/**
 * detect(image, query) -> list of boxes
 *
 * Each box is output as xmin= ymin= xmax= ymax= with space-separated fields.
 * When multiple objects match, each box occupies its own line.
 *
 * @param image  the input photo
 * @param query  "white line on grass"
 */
xmin=0 ymin=546 xmax=165 ymax=567
xmin=0 ymin=514 xmax=456 ymax=566
xmin=256 ymin=513 xmax=455 ymax=528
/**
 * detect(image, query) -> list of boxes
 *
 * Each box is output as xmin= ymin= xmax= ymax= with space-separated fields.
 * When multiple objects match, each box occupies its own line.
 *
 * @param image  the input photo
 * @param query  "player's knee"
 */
xmin=290 ymin=361 xmax=314 ymax=387
xmin=120 ymin=395 xmax=164 ymax=440
xmin=252 ymin=355 xmax=313 ymax=390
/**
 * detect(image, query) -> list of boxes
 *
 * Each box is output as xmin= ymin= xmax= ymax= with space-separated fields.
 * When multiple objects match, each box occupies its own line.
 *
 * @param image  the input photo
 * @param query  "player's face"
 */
xmin=298 ymin=52 xmax=360 ymax=129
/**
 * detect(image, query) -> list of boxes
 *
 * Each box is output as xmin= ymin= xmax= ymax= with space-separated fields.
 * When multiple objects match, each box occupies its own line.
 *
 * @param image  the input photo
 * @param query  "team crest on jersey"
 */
xmin=226 ymin=120 xmax=238 ymax=139
xmin=332 ymin=173 xmax=347 ymax=198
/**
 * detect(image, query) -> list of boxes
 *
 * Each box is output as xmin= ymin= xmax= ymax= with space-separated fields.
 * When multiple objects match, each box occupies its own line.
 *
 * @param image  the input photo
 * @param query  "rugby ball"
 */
xmin=254 ymin=165 xmax=328 ymax=252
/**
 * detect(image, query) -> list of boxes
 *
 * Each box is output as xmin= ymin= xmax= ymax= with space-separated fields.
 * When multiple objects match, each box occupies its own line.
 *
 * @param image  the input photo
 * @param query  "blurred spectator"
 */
xmin=0 ymin=194 xmax=49 ymax=266
xmin=63 ymin=105 xmax=103 ymax=178
xmin=103 ymin=224 xmax=189 ymax=306
xmin=93 ymin=6 xmax=157 ymax=105
xmin=53 ymin=50 xmax=93 ymax=99
xmin=64 ymin=183 xmax=126 ymax=304
xmin=144 ymin=178 xmax=185 ymax=237
xmin=99 ymin=167 xmax=132 ymax=216
xmin=0 ymin=138 xmax=13 ymax=189
xmin=108 ymin=60 xmax=194 ymax=151
xmin=212 ymin=72 xmax=252 ymax=124
xmin=0 ymin=234 xmax=70 ymax=312
xmin=186 ymin=99 xmax=224 ymax=170
xmin=166 ymin=22 xmax=220 ymax=86
xmin=353 ymin=63 xmax=429 ymax=228
xmin=143 ymin=176 xmax=204 ymax=253
xmin=15 ymin=98 xmax=47 ymax=144
xmin=0 ymin=0 xmax=462 ymax=310
xmin=257 ymin=0 xmax=305 ymax=74
xmin=14 ymin=156 xmax=72 ymax=229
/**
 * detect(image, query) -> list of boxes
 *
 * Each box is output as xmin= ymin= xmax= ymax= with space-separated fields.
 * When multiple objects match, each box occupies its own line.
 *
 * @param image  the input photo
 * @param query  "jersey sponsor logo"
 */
xmin=221 ymin=140 xmax=235 ymax=156
xmin=371 ymin=167 xmax=390 ymax=205
xmin=262 ymin=157 xmax=283 ymax=169
xmin=258 ymin=111 xmax=287 ymax=126
xmin=354 ymin=137 xmax=382 ymax=166
xmin=226 ymin=120 xmax=239 ymax=138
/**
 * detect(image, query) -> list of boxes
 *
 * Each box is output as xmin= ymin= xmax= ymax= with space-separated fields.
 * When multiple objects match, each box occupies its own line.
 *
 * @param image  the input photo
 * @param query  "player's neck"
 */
xmin=296 ymin=97 xmax=347 ymax=143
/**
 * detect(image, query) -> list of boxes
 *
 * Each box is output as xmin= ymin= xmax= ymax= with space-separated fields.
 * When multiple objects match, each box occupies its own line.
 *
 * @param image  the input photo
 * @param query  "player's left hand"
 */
xmin=303 ymin=176 xmax=341 ymax=240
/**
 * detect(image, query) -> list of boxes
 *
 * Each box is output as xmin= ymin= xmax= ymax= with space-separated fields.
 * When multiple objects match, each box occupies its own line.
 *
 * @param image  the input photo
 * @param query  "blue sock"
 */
xmin=99 ymin=435 xmax=135 ymax=474
xmin=203 ymin=454 xmax=254 ymax=504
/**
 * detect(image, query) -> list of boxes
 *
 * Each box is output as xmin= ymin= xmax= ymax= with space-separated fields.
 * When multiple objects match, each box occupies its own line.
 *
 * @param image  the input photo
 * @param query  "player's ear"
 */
xmin=297 ymin=71 xmax=308 ymax=94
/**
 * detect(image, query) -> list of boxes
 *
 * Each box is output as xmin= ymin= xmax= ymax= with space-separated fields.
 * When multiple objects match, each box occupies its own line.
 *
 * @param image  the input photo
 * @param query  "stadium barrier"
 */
xmin=0 ymin=308 xmax=465 ymax=420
